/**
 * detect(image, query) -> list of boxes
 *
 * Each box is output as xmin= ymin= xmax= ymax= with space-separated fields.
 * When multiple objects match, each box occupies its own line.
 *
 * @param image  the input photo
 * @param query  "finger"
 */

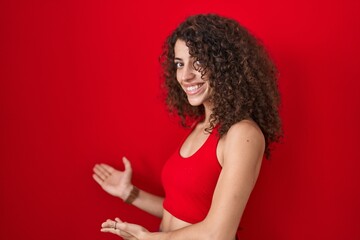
xmin=116 ymin=221 xmax=144 ymax=236
xmin=93 ymin=164 xmax=109 ymax=180
xmin=100 ymin=219 xmax=133 ymax=238
xmin=92 ymin=174 xmax=104 ymax=186
xmin=102 ymin=219 xmax=121 ymax=230
xmin=99 ymin=163 xmax=114 ymax=175
xmin=100 ymin=227 xmax=133 ymax=239
xmin=122 ymin=157 xmax=132 ymax=173
xmin=101 ymin=219 xmax=115 ymax=228
xmin=115 ymin=217 xmax=123 ymax=223
xmin=100 ymin=227 xmax=121 ymax=236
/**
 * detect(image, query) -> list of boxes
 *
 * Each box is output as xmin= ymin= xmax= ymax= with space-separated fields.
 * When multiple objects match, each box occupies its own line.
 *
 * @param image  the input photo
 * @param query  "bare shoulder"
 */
xmin=225 ymin=119 xmax=265 ymax=145
xmin=219 ymin=119 xmax=265 ymax=166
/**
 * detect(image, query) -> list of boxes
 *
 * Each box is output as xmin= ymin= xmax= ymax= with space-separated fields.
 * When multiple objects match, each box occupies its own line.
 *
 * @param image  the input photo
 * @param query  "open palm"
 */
xmin=93 ymin=157 xmax=133 ymax=199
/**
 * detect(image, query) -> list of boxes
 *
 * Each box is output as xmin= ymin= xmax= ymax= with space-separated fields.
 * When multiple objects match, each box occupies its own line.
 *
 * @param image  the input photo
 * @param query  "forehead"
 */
xmin=174 ymin=40 xmax=190 ymax=58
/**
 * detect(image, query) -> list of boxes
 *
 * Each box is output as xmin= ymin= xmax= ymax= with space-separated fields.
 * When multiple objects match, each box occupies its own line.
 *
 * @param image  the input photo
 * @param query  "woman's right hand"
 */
xmin=92 ymin=156 xmax=133 ymax=200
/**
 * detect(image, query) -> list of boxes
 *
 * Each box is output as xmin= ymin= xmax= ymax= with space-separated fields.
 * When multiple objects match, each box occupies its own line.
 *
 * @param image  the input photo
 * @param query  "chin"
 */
xmin=188 ymin=102 xmax=202 ymax=107
xmin=187 ymin=99 xmax=200 ymax=106
xmin=187 ymin=97 xmax=208 ymax=107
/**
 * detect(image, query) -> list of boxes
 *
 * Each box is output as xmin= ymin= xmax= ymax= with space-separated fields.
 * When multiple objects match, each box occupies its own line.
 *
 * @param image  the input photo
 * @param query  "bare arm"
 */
xmin=131 ymin=188 xmax=164 ymax=218
xmin=102 ymin=120 xmax=265 ymax=240
xmin=93 ymin=157 xmax=164 ymax=218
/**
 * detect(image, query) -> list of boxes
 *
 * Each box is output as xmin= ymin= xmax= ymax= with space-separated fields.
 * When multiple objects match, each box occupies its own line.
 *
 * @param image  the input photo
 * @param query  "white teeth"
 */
xmin=186 ymin=84 xmax=202 ymax=92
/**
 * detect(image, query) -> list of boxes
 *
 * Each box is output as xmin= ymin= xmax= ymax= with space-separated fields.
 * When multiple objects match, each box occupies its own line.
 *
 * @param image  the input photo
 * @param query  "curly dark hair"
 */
xmin=161 ymin=14 xmax=282 ymax=158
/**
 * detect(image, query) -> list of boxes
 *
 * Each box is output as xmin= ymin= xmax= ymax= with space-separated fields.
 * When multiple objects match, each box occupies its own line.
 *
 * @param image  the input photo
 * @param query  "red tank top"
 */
xmin=162 ymin=126 xmax=242 ymax=238
xmin=162 ymin=125 xmax=222 ymax=224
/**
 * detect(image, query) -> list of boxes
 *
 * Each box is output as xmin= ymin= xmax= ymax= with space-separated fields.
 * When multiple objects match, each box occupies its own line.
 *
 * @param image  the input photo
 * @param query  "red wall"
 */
xmin=1 ymin=0 xmax=359 ymax=239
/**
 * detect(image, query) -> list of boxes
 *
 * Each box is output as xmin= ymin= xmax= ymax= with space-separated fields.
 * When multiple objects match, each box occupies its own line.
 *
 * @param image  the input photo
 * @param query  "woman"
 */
xmin=93 ymin=14 xmax=281 ymax=239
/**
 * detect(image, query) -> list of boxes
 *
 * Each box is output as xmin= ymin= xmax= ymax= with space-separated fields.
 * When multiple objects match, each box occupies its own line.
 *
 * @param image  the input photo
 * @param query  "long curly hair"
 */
xmin=161 ymin=14 xmax=282 ymax=158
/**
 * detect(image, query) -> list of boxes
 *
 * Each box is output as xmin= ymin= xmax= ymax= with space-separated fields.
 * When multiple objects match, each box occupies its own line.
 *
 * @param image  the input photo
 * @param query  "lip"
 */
xmin=182 ymin=83 xmax=205 ymax=95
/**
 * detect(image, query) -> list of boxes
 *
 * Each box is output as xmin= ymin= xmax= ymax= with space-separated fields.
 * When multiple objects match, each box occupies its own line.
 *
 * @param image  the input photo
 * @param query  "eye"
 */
xmin=174 ymin=62 xmax=183 ymax=69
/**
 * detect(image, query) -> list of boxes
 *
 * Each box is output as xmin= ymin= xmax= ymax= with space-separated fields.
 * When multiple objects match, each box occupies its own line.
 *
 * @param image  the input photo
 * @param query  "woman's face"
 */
xmin=174 ymin=39 xmax=213 ymax=107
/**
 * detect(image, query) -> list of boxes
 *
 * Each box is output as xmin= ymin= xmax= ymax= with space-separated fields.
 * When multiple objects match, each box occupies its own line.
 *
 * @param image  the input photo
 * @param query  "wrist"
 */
xmin=138 ymin=229 xmax=150 ymax=240
xmin=124 ymin=185 xmax=140 ymax=204
xmin=145 ymin=231 xmax=164 ymax=240
xmin=119 ymin=184 xmax=134 ymax=200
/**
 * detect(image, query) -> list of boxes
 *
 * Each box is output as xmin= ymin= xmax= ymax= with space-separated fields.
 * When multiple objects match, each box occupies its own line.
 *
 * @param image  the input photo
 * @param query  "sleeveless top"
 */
xmin=162 ymin=125 xmax=222 ymax=223
xmin=162 ymin=125 xmax=242 ymax=238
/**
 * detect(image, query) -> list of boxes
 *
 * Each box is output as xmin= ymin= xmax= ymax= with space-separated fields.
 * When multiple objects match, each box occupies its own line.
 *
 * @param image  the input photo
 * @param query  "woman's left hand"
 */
xmin=101 ymin=218 xmax=149 ymax=240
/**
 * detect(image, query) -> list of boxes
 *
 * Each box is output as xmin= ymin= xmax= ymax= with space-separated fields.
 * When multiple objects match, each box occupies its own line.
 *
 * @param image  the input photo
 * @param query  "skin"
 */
xmin=94 ymin=39 xmax=265 ymax=240
xmin=93 ymin=157 xmax=164 ymax=218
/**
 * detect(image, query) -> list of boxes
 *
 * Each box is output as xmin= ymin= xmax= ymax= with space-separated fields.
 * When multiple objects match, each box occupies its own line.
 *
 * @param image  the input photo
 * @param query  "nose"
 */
xmin=180 ymin=64 xmax=196 ymax=82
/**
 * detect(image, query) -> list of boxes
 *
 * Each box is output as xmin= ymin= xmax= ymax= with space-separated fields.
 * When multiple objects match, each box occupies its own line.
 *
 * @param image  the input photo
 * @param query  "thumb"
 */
xmin=122 ymin=156 xmax=132 ymax=172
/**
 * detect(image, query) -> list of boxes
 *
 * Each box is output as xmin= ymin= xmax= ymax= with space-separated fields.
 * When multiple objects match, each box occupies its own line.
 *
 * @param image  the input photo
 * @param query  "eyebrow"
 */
xmin=174 ymin=57 xmax=183 ymax=61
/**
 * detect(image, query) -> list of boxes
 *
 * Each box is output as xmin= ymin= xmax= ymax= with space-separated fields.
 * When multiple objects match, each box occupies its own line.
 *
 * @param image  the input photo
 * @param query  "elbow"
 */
xmin=206 ymin=232 xmax=234 ymax=240
xmin=201 ymin=222 xmax=236 ymax=240
xmin=202 ymin=234 xmax=233 ymax=240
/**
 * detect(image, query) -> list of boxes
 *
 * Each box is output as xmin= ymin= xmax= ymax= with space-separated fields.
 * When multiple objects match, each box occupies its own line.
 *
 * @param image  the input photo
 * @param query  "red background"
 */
xmin=1 ymin=0 xmax=359 ymax=239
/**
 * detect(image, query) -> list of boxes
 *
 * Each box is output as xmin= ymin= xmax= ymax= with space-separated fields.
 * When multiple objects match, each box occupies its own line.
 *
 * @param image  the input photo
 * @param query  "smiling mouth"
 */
xmin=184 ymin=83 xmax=204 ymax=95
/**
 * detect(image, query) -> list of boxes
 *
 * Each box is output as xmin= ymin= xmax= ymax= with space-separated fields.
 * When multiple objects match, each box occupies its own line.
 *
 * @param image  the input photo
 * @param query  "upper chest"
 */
xmin=179 ymin=125 xmax=225 ymax=166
